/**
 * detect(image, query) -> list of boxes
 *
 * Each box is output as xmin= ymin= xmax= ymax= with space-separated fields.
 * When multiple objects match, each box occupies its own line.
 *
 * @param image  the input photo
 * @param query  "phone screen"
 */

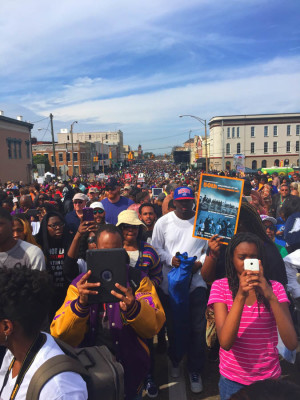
xmin=82 ymin=207 xmax=94 ymax=221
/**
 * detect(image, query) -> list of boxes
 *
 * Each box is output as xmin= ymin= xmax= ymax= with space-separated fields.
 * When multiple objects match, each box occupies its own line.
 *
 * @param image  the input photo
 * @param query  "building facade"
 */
xmin=209 ymin=113 xmax=300 ymax=171
xmin=57 ymin=129 xmax=124 ymax=161
xmin=32 ymin=142 xmax=103 ymax=176
xmin=0 ymin=113 xmax=33 ymax=183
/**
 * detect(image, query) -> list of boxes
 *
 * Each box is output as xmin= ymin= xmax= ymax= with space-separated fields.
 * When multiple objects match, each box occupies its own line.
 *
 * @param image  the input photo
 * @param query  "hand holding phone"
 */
xmin=244 ymin=259 xmax=259 ymax=272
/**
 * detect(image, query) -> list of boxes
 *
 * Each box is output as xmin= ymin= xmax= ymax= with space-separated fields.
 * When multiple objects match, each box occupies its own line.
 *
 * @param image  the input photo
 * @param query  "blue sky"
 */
xmin=1 ymin=0 xmax=300 ymax=153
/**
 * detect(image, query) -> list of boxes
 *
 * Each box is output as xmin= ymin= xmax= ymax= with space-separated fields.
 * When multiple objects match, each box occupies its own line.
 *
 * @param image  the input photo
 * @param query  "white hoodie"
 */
xmin=283 ymin=249 xmax=300 ymax=299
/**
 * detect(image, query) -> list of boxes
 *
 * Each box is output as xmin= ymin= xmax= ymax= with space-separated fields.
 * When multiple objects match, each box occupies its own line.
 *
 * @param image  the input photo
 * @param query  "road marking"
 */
xmin=167 ymin=359 xmax=187 ymax=400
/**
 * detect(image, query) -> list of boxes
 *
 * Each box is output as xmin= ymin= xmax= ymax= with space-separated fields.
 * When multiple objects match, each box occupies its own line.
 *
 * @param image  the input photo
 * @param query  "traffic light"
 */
xmin=93 ymin=156 xmax=98 ymax=162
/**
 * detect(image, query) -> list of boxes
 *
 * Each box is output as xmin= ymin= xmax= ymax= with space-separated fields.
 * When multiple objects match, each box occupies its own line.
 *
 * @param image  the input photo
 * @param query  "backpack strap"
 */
xmin=26 ymin=354 xmax=89 ymax=400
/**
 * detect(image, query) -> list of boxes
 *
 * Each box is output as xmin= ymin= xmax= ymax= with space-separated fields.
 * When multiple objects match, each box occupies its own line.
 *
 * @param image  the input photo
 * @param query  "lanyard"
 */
xmin=0 ymin=333 xmax=46 ymax=400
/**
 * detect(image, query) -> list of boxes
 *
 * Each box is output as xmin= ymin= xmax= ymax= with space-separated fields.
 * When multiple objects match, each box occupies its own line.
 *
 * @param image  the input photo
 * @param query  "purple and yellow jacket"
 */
xmin=50 ymin=273 xmax=165 ymax=399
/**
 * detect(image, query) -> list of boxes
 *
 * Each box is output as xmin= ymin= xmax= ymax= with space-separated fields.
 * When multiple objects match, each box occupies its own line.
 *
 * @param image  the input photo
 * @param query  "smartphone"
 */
xmin=244 ymin=259 xmax=259 ymax=272
xmin=86 ymin=248 xmax=128 ymax=303
xmin=82 ymin=207 xmax=94 ymax=222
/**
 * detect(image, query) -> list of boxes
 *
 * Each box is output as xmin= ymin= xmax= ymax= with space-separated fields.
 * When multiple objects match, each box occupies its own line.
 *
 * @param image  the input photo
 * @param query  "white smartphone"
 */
xmin=244 ymin=259 xmax=259 ymax=272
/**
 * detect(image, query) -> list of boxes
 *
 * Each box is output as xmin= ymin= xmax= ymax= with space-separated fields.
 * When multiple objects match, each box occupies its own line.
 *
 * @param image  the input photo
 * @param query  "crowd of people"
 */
xmin=0 ymin=161 xmax=300 ymax=400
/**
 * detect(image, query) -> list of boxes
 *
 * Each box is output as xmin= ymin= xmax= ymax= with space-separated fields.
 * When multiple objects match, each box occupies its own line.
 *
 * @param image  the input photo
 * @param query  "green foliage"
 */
xmin=32 ymin=154 xmax=51 ymax=172
xmin=143 ymin=152 xmax=155 ymax=159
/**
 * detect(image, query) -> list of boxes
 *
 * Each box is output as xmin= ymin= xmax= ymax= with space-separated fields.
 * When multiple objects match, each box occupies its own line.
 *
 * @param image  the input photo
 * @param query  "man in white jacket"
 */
xmin=152 ymin=186 xmax=213 ymax=393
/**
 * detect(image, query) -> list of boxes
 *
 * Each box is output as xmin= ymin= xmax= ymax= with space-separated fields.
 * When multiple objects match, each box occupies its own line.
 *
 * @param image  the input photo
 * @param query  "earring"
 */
xmin=4 ymin=334 xmax=7 ymax=342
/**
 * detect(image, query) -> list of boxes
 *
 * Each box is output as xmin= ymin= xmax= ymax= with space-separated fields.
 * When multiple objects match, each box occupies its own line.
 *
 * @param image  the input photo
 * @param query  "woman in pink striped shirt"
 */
xmin=208 ymin=232 xmax=297 ymax=400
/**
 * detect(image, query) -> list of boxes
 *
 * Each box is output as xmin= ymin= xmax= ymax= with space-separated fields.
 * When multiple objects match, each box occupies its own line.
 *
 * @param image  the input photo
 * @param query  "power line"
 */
xmin=30 ymin=116 xmax=50 ymax=124
xmin=141 ymin=128 xmax=203 ymax=143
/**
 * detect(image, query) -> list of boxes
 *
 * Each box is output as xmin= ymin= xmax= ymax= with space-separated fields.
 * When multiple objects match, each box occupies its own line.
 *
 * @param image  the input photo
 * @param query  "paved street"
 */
xmin=145 ymin=343 xmax=300 ymax=400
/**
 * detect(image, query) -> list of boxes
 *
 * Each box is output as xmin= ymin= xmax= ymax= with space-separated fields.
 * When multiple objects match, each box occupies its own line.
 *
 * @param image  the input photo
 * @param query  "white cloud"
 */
xmin=27 ymin=57 xmax=300 ymax=133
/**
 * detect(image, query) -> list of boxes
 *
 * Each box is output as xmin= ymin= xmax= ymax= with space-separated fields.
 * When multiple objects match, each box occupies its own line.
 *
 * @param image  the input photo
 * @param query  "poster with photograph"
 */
xmin=193 ymin=174 xmax=244 ymax=245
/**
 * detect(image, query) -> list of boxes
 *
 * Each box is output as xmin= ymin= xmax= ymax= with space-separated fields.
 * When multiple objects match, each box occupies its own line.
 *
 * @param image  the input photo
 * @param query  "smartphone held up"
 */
xmin=244 ymin=259 xmax=259 ymax=272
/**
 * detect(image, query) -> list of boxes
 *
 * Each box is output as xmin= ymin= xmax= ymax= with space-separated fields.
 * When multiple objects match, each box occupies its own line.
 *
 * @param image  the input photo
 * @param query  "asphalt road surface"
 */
xmin=143 ymin=342 xmax=300 ymax=400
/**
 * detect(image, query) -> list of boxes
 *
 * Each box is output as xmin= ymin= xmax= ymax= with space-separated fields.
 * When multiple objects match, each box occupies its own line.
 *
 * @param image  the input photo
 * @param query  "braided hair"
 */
xmin=225 ymin=232 xmax=270 ymax=310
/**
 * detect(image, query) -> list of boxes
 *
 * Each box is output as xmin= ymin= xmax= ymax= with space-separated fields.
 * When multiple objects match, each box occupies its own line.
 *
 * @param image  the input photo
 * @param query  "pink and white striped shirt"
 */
xmin=208 ymin=278 xmax=289 ymax=385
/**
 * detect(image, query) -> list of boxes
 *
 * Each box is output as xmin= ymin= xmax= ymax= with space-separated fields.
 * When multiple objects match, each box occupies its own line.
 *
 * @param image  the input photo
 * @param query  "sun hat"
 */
xmin=173 ymin=186 xmax=194 ymax=201
xmin=260 ymin=215 xmax=277 ymax=225
xmin=90 ymin=201 xmax=104 ymax=210
xmin=116 ymin=210 xmax=146 ymax=228
xmin=73 ymin=193 xmax=89 ymax=202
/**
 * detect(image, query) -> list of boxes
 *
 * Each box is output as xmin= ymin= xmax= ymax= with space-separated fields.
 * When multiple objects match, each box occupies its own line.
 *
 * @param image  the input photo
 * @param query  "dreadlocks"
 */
xmin=225 ymin=232 xmax=270 ymax=310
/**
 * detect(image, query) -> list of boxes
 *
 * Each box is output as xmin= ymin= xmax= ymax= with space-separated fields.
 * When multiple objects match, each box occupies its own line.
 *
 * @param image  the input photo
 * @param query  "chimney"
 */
xmin=17 ymin=115 xmax=23 ymax=121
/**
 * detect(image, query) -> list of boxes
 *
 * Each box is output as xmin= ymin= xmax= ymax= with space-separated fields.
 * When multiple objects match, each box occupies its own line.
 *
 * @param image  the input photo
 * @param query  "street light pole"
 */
xmin=188 ymin=129 xmax=192 ymax=168
xmin=70 ymin=120 xmax=78 ymax=177
xmin=179 ymin=115 xmax=208 ymax=172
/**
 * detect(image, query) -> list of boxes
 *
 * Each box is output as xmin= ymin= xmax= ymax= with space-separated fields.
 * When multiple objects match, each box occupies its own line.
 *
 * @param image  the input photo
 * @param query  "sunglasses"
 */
xmin=93 ymin=209 xmax=104 ymax=214
xmin=73 ymin=200 xmax=83 ymax=204
xmin=121 ymin=224 xmax=139 ymax=229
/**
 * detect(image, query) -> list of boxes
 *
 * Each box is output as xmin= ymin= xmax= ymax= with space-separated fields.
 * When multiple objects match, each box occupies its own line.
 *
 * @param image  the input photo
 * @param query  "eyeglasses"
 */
xmin=93 ymin=209 xmax=104 ymax=214
xmin=47 ymin=223 xmax=65 ymax=229
xmin=73 ymin=200 xmax=83 ymax=204
xmin=121 ymin=224 xmax=139 ymax=229
xmin=87 ymin=236 xmax=96 ymax=244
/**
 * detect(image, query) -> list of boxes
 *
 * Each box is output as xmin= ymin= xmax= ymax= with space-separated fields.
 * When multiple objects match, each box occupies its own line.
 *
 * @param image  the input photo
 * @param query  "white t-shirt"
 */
xmin=0 ymin=333 xmax=88 ymax=400
xmin=126 ymin=250 xmax=140 ymax=268
xmin=152 ymin=211 xmax=208 ymax=294
xmin=0 ymin=240 xmax=45 ymax=271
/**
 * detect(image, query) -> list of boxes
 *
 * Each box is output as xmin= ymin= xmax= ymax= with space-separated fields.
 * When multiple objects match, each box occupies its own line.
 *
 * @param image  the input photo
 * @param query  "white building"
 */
xmin=57 ymin=129 xmax=124 ymax=161
xmin=209 ymin=113 xmax=300 ymax=171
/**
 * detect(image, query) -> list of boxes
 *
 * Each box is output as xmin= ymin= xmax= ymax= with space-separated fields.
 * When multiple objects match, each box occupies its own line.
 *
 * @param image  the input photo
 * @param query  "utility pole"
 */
xmin=50 ymin=113 xmax=57 ymax=176
xmin=204 ymin=120 xmax=208 ymax=172
xmin=70 ymin=121 xmax=78 ymax=177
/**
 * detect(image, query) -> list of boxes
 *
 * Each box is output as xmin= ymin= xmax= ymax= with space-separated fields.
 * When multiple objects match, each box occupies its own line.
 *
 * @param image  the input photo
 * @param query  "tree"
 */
xmin=144 ymin=152 xmax=155 ymax=160
xmin=32 ymin=154 xmax=51 ymax=172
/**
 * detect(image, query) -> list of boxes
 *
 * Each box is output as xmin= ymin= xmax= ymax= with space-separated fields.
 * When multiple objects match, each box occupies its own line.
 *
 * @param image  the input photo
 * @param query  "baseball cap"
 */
xmin=88 ymin=187 xmax=99 ymax=193
xmin=173 ymin=186 xmax=194 ymax=201
xmin=90 ymin=201 xmax=104 ymax=210
xmin=105 ymin=177 xmax=119 ymax=189
xmin=73 ymin=193 xmax=89 ymax=202
xmin=157 ymin=192 xmax=166 ymax=201
xmin=260 ymin=215 xmax=277 ymax=225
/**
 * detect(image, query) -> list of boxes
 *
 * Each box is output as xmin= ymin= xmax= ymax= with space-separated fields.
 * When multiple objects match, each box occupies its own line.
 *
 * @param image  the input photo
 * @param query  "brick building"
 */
xmin=32 ymin=141 xmax=100 ymax=176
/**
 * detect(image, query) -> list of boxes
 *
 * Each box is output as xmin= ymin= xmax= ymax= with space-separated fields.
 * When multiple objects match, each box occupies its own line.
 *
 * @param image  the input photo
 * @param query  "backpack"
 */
xmin=26 ymin=338 xmax=124 ymax=400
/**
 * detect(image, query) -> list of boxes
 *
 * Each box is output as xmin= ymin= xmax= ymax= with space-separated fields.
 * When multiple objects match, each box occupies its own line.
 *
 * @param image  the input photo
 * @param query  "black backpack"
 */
xmin=26 ymin=338 xmax=124 ymax=400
